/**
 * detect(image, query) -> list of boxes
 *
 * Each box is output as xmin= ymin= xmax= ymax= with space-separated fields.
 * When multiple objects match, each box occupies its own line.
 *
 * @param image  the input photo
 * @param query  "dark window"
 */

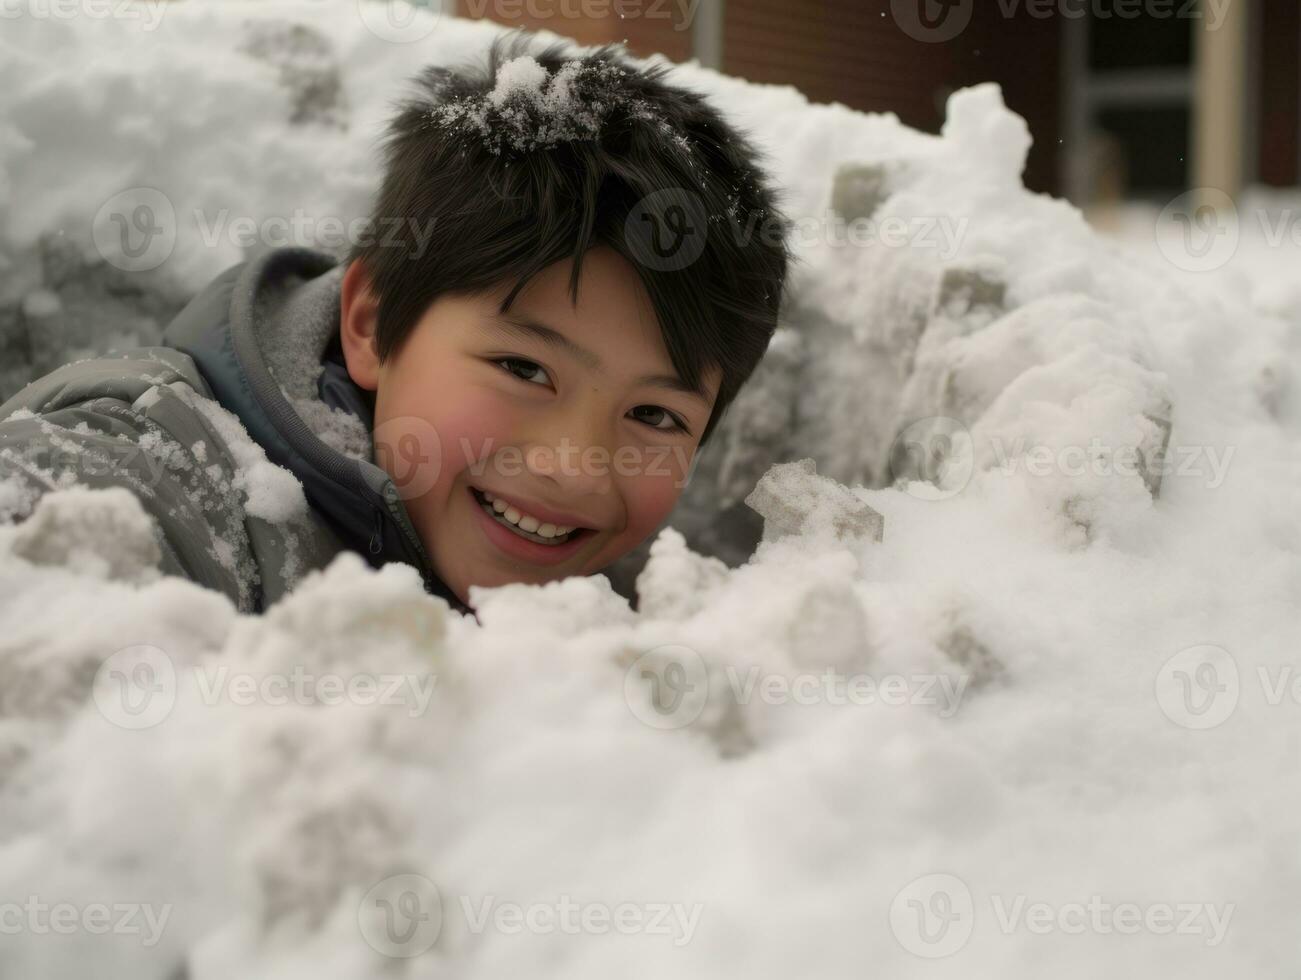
xmin=1094 ymin=105 xmax=1190 ymax=198
xmin=1087 ymin=2 xmax=1194 ymax=70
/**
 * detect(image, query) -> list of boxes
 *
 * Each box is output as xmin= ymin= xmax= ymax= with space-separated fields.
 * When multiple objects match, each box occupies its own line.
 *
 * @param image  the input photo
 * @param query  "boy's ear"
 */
xmin=339 ymin=259 xmax=382 ymax=392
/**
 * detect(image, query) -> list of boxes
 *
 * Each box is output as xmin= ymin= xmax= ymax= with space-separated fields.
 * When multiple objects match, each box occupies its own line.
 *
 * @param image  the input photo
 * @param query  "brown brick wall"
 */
xmin=454 ymin=0 xmax=1064 ymax=194
xmin=722 ymin=0 xmax=1062 ymax=194
xmin=454 ymin=0 xmax=692 ymax=62
xmin=1258 ymin=0 xmax=1300 ymax=186
xmin=723 ymin=0 xmax=960 ymax=135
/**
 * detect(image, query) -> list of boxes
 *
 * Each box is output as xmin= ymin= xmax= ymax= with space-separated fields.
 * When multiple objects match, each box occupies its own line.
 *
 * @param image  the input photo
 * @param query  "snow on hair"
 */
xmin=428 ymin=54 xmax=666 ymax=156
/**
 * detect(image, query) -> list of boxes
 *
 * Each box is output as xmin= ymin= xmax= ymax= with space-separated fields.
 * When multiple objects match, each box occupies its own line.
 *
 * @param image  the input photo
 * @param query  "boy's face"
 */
xmin=340 ymin=246 xmax=720 ymax=606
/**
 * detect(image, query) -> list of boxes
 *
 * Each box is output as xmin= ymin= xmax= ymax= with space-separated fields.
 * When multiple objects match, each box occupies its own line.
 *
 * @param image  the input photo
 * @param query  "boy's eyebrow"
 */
xmin=485 ymin=313 xmax=711 ymax=404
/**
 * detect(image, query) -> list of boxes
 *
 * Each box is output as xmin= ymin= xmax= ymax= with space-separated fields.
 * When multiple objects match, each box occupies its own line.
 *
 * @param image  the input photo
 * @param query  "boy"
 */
xmin=0 ymin=32 xmax=791 ymax=616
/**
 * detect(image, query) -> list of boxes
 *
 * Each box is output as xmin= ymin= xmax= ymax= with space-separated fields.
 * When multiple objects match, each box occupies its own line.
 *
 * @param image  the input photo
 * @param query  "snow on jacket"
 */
xmin=0 ymin=247 xmax=471 ymax=616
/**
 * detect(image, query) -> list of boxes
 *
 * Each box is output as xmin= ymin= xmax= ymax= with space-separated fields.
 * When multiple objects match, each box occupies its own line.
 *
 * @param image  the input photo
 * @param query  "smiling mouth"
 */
xmin=468 ymin=486 xmax=595 ymax=547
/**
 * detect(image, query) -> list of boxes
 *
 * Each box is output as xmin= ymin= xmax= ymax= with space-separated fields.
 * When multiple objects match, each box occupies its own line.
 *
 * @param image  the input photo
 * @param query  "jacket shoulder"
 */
xmin=0 ymin=346 xmax=211 ymax=419
xmin=0 ymin=345 xmax=343 ymax=613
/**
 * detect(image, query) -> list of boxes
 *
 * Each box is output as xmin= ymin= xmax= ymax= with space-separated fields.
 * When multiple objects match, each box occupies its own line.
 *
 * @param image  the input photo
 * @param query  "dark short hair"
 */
xmin=347 ymin=29 xmax=792 ymax=446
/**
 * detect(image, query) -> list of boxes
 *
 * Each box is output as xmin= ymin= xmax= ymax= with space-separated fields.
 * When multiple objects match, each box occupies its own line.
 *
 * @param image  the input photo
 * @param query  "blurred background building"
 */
xmin=450 ymin=0 xmax=1294 ymax=211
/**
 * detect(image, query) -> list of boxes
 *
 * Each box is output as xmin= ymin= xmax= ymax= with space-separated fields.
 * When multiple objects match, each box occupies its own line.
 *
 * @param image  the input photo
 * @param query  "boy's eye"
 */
xmin=493 ymin=357 xmax=689 ymax=435
xmin=629 ymin=405 xmax=689 ymax=434
xmin=494 ymin=357 xmax=551 ymax=386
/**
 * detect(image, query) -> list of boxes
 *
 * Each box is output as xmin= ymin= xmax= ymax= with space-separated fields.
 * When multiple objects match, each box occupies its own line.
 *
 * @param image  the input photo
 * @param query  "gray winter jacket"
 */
xmin=0 ymin=247 xmax=470 ymax=616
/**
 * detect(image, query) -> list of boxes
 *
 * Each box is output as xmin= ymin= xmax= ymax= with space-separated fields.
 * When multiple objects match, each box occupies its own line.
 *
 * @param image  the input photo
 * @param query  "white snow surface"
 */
xmin=1 ymin=2 xmax=1300 ymax=978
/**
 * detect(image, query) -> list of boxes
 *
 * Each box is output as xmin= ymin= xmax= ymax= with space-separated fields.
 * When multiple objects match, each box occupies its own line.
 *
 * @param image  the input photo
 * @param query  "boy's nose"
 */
xmin=522 ymin=435 xmax=614 ymax=497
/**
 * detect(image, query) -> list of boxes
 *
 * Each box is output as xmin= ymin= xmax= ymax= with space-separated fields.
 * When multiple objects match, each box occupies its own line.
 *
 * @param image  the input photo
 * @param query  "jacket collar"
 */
xmin=164 ymin=246 xmax=472 ymax=617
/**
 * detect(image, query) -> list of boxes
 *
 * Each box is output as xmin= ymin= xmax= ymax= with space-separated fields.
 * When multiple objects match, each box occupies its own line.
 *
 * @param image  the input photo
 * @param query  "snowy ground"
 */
xmin=2 ymin=2 xmax=1300 ymax=977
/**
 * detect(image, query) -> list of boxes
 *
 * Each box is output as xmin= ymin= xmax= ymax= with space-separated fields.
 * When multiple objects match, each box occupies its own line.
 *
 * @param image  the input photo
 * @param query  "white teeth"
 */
xmin=477 ymin=489 xmax=577 ymax=536
xmin=474 ymin=488 xmax=577 ymax=545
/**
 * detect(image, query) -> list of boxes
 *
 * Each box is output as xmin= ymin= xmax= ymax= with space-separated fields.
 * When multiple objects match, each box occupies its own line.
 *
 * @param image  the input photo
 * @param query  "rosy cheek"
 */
xmin=431 ymin=399 xmax=516 ymax=482
xmin=592 ymin=465 xmax=687 ymax=570
xmin=374 ymin=378 xmax=515 ymax=529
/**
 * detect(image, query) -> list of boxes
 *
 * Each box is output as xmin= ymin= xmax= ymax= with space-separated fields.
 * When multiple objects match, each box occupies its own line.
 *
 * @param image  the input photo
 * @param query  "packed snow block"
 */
xmin=0 ymin=304 xmax=30 ymax=403
xmin=781 ymin=297 xmax=916 ymax=490
xmin=1254 ymin=360 xmax=1291 ymax=421
xmin=240 ymin=20 xmax=346 ymax=128
xmin=26 ymin=234 xmax=181 ymax=376
xmin=744 ymin=458 xmax=884 ymax=545
xmin=1140 ymin=401 xmax=1174 ymax=499
xmin=21 ymin=289 xmax=65 ymax=378
xmin=935 ymin=264 xmax=1006 ymax=319
xmin=706 ymin=327 xmax=806 ymax=509
xmin=936 ymin=620 xmax=1005 ymax=690
xmin=893 ymin=294 xmax=1176 ymax=501
xmin=829 ymin=162 xmax=892 ymax=223
xmin=6 ymin=486 xmax=162 ymax=583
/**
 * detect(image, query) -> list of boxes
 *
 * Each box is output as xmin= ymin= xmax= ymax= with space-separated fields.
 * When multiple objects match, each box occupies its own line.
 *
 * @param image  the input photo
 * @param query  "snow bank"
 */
xmin=2 ymin=2 xmax=1300 ymax=977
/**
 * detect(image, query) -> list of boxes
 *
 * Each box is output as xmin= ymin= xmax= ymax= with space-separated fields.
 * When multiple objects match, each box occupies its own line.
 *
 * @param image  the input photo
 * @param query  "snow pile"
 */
xmin=1 ymin=2 xmax=1301 ymax=978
